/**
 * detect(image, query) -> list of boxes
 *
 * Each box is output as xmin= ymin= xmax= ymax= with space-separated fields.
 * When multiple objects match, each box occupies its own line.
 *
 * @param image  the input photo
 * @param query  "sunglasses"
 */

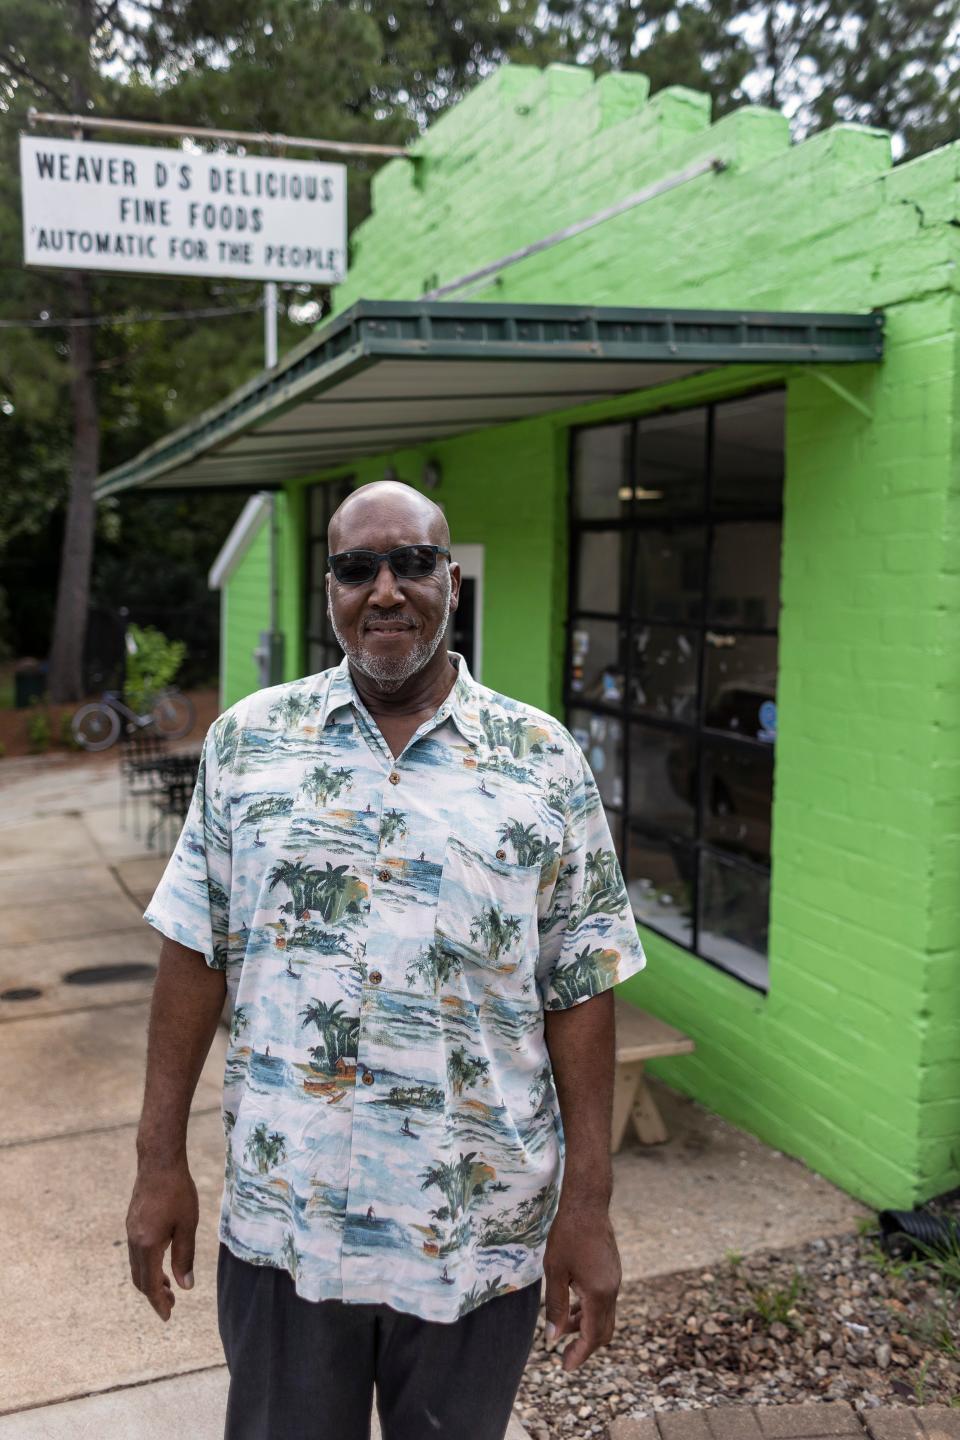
xmin=327 ymin=544 xmax=451 ymax=586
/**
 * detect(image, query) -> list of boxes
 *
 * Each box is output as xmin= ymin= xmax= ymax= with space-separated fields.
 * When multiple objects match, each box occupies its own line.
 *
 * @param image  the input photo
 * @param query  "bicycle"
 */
xmin=71 ymin=687 xmax=196 ymax=752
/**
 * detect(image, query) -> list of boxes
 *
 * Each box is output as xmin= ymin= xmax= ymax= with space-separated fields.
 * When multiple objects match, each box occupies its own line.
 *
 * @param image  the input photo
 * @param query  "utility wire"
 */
xmin=0 ymin=299 xmax=269 ymax=330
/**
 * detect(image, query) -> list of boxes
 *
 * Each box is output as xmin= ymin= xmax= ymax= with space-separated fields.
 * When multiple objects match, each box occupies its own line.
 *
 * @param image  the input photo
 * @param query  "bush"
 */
xmin=123 ymin=624 xmax=187 ymax=714
xmin=60 ymin=712 xmax=81 ymax=750
xmin=26 ymin=708 xmax=51 ymax=753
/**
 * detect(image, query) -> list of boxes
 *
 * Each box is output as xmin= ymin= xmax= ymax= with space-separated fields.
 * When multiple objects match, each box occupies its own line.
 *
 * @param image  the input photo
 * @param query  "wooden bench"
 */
xmin=611 ymin=999 xmax=695 ymax=1152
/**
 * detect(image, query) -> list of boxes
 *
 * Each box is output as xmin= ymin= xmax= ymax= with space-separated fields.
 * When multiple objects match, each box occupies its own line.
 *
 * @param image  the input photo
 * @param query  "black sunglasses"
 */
xmin=327 ymin=544 xmax=451 ymax=586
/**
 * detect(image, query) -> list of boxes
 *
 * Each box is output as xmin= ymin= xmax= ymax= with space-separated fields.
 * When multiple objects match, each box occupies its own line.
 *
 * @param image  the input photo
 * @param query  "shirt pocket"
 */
xmin=434 ymin=834 xmax=541 ymax=980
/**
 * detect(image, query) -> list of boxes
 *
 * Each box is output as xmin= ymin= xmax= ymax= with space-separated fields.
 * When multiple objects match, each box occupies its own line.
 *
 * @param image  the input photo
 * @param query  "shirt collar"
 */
xmin=319 ymin=650 xmax=482 ymax=749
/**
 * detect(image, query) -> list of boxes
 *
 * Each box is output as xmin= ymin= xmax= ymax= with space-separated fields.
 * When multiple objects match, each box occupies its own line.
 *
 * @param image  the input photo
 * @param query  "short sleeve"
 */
xmin=536 ymin=745 xmax=646 ymax=1010
xmin=143 ymin=717 xmax=234 ymax=969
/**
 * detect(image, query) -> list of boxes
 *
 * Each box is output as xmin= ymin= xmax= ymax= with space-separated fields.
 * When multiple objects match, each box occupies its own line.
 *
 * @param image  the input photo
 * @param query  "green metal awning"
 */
xmin=94 ymin=299 xmax=884 ymax=497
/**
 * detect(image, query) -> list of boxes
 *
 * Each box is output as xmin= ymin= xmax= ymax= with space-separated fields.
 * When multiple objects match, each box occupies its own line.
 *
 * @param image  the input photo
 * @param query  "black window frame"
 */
xmin=564 ymin=389 xmax=785 ymax=995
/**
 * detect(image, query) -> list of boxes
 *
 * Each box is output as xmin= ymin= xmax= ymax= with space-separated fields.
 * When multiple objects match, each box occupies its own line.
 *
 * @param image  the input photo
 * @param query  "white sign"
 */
xmin=20 ymin=136 xmax=347 ymax=284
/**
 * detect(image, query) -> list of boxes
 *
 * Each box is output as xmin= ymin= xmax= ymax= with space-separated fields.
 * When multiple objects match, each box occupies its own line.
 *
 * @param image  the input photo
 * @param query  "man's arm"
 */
xmin=126 ymin=935 xmax=226 ymax=1322
xmin=541 ymin=989 xmax=620 ymax=1371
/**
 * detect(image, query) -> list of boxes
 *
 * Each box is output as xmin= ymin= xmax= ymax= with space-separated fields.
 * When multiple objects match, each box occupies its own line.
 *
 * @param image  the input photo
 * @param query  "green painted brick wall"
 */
xmin=226 ymin=62 xmax=960 ymax=1207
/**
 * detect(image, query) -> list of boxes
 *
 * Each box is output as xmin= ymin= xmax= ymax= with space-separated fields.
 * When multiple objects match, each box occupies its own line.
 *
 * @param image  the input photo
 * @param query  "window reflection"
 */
xmin=698 ymin=851 xmax=769 ymax=989
xmin=703 ymin=634 xmax=778 ymax=739
xmin=576 ymin=531 xmax=632 ymax=614
xmin=702 ymin=742 xmax=773 ymax=864
xmin=633 ymin=409 xmax=707 ymax=514
xmin=627 ymin=829 xmax=694 ymax=948
xmin=708 ymin=523 xmax=782 ymax=629
xmin=634 ymin=527 xmax=705 ymax=623
xmin=569 ymin=708 xmax=625 ymax=811
xmin=631 ymin=625 xmax=699 ymax=724
xmin=569 ymin=619 xmax=626 ymax=704
xmin=573 ymin=424 xmax=632 ymax=520
xmin=628 ymin=725 xmax=696 ymax=837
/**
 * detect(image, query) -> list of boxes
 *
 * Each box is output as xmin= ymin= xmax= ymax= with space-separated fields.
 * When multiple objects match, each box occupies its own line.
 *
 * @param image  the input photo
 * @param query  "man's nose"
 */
xmin=366 ymin=557 xmax=405 ymax=608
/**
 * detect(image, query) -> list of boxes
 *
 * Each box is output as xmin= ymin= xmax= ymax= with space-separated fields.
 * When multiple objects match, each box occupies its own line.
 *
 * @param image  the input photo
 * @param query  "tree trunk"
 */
xmin=47 ymin=269 xmax=99 ymax=703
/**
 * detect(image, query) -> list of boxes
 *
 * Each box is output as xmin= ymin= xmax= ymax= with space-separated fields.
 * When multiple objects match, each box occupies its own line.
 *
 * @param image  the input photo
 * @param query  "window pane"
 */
xmin=633 ymin=408 xmax=706 ymax=513
xmin=628 ymin=724 xmax=696 ymax=836
xmin=572 ymin=424 xmax=632 ymax=520
xmin=702 ymin=740 xmax=773 ymax=863
xmin=569 ymin=708 xmax=624 ymax=810
xmin=712 ymin=391 xmax=785 ymax=512
xmin=698 ymin=851 xmax=769 ymax=989
xmin=703 ymin=634 xmax=778 ymax=740
xmin=576 ymin=530 xmax=632 ymax=614
xmin=708 ymin=522 xmax=782 ymax=629
xmin=569 ymin=619 xmax=627 ymax=704
xmin=634 ymin=527 xmax=705 ymax=623
xmin=631 ymin=625 xmax=699 ymax=725
xmin=626 ymin=830 xmax=694 ymax=947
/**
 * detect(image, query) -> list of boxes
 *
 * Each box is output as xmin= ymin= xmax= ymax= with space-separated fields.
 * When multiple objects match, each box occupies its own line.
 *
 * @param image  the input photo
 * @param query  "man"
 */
xmin=127 ymin=479 xmax=646 ymax=1440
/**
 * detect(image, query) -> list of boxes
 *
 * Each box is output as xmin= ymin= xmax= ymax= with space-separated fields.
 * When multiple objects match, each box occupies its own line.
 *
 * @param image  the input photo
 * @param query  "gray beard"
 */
xmin=328 ymin=566 xmax=453 ymax=693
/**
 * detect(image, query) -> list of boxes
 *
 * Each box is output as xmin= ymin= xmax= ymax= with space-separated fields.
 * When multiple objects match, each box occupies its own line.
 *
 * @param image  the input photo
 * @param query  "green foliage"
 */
xmin=537 ymin=0 xmax=960 ymax=158
xmin=747 ymin=1268 xmax=805 ymax=1328
xmin=26 ymin=706 xmax=51 ymax=752
xmin=122 ymin=623 xmax=186 ymax=712
xmin=59 ymin=711 xmax=80 ymax=749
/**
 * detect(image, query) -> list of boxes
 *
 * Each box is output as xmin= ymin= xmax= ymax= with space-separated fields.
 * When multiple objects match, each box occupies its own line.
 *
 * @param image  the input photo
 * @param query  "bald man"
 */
xmin=127 ymin=480 xmax=646 ymax=1440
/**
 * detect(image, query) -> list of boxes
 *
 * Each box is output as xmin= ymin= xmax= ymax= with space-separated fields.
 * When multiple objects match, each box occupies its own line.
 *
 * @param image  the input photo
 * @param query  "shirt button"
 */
xmin=369 ymin=970 xmax=382 ymax=985
xmin=496 ymin=848 xmax=506 ymax=860
xmin=388 ymin=771 xmax=400 ymax=785
xmin=361 ymin=1070 xmax=375 ymax=1086
xmin=377 ymin=868 xmax=391 ymax=882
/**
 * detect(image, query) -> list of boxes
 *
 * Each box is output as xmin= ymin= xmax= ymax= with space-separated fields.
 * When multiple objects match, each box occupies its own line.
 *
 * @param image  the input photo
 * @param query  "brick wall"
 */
xmin=273 ymin=64 xmax=960 ymax=1207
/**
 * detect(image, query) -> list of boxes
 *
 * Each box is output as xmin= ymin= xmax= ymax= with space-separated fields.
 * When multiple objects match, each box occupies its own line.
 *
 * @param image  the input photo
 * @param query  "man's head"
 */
xmin=326 ymin=479 xmax=460 ymax=693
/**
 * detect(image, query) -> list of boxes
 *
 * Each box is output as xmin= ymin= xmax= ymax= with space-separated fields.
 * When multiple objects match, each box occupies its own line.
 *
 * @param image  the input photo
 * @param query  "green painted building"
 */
xmin=97 ymin=63 xmax=960 ymax=1212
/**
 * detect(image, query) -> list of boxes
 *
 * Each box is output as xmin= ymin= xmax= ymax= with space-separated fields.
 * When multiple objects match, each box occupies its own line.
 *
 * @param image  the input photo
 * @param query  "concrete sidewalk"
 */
xmin=0 ymin=753 xmax=868 ymax=1438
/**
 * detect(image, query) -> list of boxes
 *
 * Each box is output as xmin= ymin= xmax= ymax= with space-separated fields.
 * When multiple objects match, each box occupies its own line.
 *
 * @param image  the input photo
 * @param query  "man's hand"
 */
xmin=126 ymin=1160 xmax=199 ymax=1322
xmin=542 ymin=1201 xmax=621 ymax=1371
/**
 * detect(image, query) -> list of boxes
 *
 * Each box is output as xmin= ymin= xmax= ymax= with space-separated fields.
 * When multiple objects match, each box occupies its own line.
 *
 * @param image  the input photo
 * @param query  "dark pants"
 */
xmin=217 ymin=1243 xmax=541 ymax=1440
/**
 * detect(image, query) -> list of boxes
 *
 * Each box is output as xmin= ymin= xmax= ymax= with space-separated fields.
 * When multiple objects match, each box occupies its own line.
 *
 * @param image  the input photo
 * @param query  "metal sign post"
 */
xmin=264 ymin=281 xmax=278 ymax=368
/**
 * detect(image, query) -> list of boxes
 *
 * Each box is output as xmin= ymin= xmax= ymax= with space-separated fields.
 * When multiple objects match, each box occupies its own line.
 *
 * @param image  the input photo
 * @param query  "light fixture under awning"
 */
xmin=94 ymin=299 xmax=884 ymax=497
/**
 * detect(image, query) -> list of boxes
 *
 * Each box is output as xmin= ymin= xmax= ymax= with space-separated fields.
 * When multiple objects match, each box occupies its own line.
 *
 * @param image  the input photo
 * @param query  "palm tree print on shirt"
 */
xmin=420 ymin=1151 xmax=496 ymax=1220
xmin=405 ymin=940 xmax=464 ymax=992
xmin=300 ymin=998 xmax=360 ymax=1071
xmin=268 ymin=690 xmax=317 ymax=728
xmin=268 ymin=859 xmax=365 ymax=925
xmin=548 ymin=945 xmax=621 ymax=1008
xmin=380 ymin=808 xmax=407 ymax=846
xmin=244 ymin=1121 xmax=288 ymax=1174
xmin=573 ymin=847 xmax=630 ymax=924
xmin=230 ymin=1004 xmax=250 ymax=1042
xmin=470 ymin=903 xmax=522 ymax=962
xmin=300 ymin=764 xmax=354 ymax=806
xmin=447 ymin=1045 xmax=491 ymax=1097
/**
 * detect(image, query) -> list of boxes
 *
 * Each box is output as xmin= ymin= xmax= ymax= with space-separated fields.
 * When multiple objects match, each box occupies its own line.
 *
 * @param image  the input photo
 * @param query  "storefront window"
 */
xmin=566 ymin=390 xmax=784 ymax=992
xmin=305 ymin=479 xmax=354 ymax=674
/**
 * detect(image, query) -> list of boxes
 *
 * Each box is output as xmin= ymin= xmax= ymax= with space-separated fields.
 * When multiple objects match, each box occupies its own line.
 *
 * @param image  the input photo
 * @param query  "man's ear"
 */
xmin=448 ymin=561 xmax=461 ymax=614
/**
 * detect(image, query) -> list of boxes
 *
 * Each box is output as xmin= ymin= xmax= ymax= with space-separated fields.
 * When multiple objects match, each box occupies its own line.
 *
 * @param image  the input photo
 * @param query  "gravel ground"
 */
xmin=516 ymin=1212 xmax=960 ymax=1440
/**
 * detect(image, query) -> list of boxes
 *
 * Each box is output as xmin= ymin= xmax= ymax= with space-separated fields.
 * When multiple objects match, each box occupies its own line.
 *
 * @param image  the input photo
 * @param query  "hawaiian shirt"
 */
xmin=144 ymin=651 xmax=646 ymax=1322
